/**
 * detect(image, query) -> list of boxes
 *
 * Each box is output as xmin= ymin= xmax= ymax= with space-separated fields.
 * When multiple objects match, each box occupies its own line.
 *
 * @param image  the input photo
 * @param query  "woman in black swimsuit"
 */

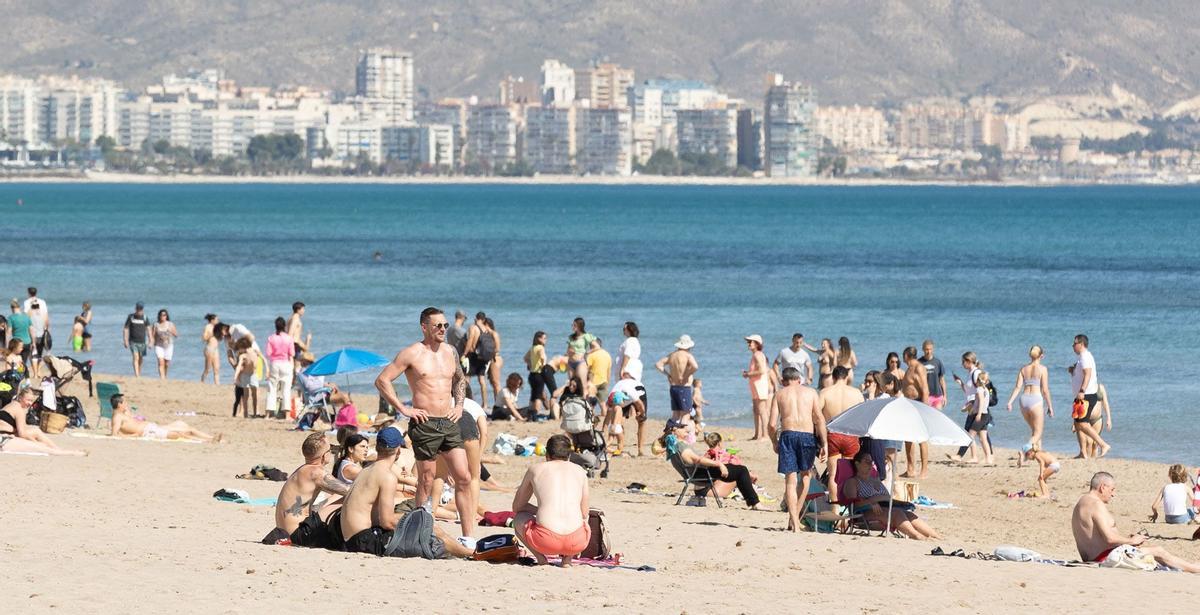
xmin=0 ymin=387 xmax=86 ymax=455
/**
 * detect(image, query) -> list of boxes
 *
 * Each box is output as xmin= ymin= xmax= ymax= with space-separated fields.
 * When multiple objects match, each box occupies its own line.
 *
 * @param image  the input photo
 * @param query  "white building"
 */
xmin=676 ymin=107 xmax=738 ymax=168
xmin=466 ymin=105 xmax=518 ymax=170
xmin=814 ymin=105 xmax=887 ymax=151
xmin=524 ymin=105 xmax=576 ymax=174
xmin=540 ymin=60 xmax=575 ymax=107
xmin=576 ymin=106 xmax=632 ymax=175
xmin=0 ymin=75 xmax=122 ymax=148
xmin=763 ymin=74 xmax=817 ymax=177
xmin=356 ymin=48 xmax=415 ymax=124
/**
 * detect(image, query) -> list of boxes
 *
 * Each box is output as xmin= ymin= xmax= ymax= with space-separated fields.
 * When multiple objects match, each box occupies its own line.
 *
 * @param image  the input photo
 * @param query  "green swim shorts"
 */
xmin=408 ymin=417 xmax=463 ymax=461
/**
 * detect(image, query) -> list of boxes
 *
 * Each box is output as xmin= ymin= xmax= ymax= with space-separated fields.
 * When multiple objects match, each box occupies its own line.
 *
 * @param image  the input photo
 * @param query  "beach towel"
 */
xmin=538 ymin=555 xmax=654 ymax=571
xmin=914 ymin=495 xmax=955 ymax=509
xmin=213 ymin=488 xmax=276 ymax=506
xmin=480 ymin=511 xmax=516 ymax=527
xmin=69 ymin=432 xmax=204 ymax=444
xmin=0 ymin=450 xmax=50 ymax=456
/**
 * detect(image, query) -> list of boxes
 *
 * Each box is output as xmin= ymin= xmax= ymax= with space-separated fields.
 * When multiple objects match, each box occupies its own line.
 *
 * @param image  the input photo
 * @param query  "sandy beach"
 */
xmin=4 ymin=374 xmax=1197 ymax=614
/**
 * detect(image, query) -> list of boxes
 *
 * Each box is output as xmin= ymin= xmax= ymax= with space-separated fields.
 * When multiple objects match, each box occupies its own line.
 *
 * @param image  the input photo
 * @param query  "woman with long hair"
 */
xmin=949 ymin=351 xmax=986 ymax=461
xmin=837 ymin=337 xmax=858 ymax=383
xmin=333 ymin=433 xmax=370 ymax=484
xmin=151 ymin=309 xmax=178 ymax=380
xmin=201 ymin=313 xmax=221 ymax=384
xmin=885 ymin=352 xmax=904 ymax=383
xmin=1005 ymin=345 xmax=1054 ymax=461
xmin=817 ymin=338 xmax=836 ymax=389
xmin=523 ymin=331 xmax=552 ymax=419
xmin=485 ymin=317 xmax=504 ymax=410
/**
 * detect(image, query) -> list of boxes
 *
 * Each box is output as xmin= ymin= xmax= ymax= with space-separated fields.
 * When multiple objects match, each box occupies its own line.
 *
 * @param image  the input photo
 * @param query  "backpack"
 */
xmin=560 ymin=396 xmax=591 ymax=434
xmin=384 ymin=507 xmax=446 ymax=559
xmin=580 ymin=508 xmax=611 ymax=560
xmin=473 ymin=533 xmax=520 ymax=563
xmin=474 ymin=328 xmax=496 ymax=362
xmin=986 ymin=381 xmax=999 ymax=407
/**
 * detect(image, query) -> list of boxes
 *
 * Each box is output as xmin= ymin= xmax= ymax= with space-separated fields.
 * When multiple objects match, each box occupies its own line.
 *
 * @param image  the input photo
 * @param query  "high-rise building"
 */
xmin=813 ymin=105 xmax=887 ymax=151
xmin=540 ymin=60 xmax=575 ymax=107
xmin=523 ymin=105 xmax=576 ymax=174
xmin=736 ymin=109 xmax=762 ymax=170
xmin=763 ymin=74 xmax=817 ymax=177
xmin=575 ymin=62 xmax=634 ymax=108
xmin=466 ymin=104 xmax=518 ymax=170
xmin=355 ymin=48 xmax=415 ymax=124
xmin=628 ymin=79 xmax=722 ymax=128
xmin=675 ymin=107 xmax=738 ymax=168
xmin=498 ymin=76 xmax=539 ymax=105
xmin=576 ymin=106 xmax=632 ymax=175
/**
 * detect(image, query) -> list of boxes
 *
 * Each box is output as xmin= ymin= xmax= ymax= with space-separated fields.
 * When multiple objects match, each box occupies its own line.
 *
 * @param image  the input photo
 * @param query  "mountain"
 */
xmin=4 ymin=1 xmax=1199 ymax=108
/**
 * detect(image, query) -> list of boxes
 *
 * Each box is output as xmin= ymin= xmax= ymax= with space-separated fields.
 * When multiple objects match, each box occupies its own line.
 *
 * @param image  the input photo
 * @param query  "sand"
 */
xmin=4 ymin=374 xmax=1197 ymax=614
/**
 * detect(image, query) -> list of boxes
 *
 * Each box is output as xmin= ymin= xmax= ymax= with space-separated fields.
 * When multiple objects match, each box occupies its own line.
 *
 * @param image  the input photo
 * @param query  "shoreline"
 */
xmin=2 ymin=169 xmax=1187 ymax=187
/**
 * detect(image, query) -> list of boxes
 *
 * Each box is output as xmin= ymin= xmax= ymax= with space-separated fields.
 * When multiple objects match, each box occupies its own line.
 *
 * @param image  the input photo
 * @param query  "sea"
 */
xmin=1 ymin=182 xmax=1197 ymax=464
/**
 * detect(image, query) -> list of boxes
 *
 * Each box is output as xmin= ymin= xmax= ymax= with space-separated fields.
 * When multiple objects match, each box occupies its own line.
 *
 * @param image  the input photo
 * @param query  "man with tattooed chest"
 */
xmin=266 ymin=432 xmax=349 ymax=544
xmin=376 ymin=307 xmax=476 ymax=545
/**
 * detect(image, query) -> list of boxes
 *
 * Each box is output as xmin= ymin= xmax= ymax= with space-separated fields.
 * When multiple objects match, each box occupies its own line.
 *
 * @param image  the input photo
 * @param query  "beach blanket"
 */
xmin=0 ymin=450 xmax=50 ymax=456
xmin=69 ymin=432 xmax=204 ymax=444
xmin=542 ymin=555 xmax=654 ymax=571
xmin=213 ymin=488 xmax=276 ymax=506
xmin=914 ymin=495 xmax=955 ymax=509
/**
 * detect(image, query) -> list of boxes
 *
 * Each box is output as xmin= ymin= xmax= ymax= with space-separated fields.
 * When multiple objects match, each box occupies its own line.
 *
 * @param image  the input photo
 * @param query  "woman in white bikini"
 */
xmin=1005 ymin=345 xmax=1054 ymax=463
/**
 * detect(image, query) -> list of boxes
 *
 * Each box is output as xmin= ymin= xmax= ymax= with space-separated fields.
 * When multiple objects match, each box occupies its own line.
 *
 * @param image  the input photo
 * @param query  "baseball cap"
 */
xmin=610 ymin=391 xmax=630 ymax=406
xmin=135 ymin=301 xmax=145 ymax=310
xmin=378 ymin=426 xmax=405 ymax=448
xmin=665 ymin=418 xmax=686 ymax=430
xmin=1021 ymin=443 xmax=1034 ymax=454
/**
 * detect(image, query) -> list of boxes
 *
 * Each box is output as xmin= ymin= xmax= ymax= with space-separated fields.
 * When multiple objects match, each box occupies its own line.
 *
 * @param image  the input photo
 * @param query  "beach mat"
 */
xmin=0 ymin=450 xmax=50 ymax=456
xmin=70 ymin=432 xmax=204 ymax=444
xmin=542 ymin=556 xmax=654 ymax=572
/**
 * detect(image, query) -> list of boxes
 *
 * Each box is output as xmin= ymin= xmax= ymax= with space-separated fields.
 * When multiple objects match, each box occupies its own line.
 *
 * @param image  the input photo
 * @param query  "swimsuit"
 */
xmin=521 ymin=518 xmax=591 ymax=557
xmin=142 ymin=422 xmax=169 ymax=439
xmin=749 ymin=375 xmax=770 ymax=401
xmin=408 ymin=417 xmax=463 ymax=461
xmin=669 ymin=385 xmax=693 ymax=413
xmin=1047 ymin=462 xmax=1060 ymax=474
xmin=776 ymin=430 xmax=817 ymax=474
xmin=1018 ymin=377 xmax=1043 ymax=412
xmin=827 ymin=432 xmax=861 ymax=458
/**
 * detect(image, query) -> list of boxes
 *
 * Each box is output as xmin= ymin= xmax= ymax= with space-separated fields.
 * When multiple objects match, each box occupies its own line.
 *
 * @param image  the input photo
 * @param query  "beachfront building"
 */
xmin=466 ymin=104 xmax=519 ymax=170
xmin=763 ymin=73 xmax=817 ymax=177
xmin=675 ymin=107 xmax=739 ymax=168
xmin=417 ymin=99 xmax=470 ymax=168
xmin=541 ymin=60 xmax=575 ymax=107
xmin=814 ymin=105 xmax=887 ymax=151
xmin=575 ymin=62 xmax=634 ymax=109
xmin=736 ymin=108 xmax=763 ymax=170
xmin=523 ymin=105 xmax=577 ymax=174
xmin=628 ymin=79 xmax=731 ymax=163
xmin=895 ymin=101 xmax=1028 ymax=153
xmin=355 ymin=48 xmax=415 ymax=124
xmin=575 ymin=106 xmax=632 ymax=175
xmin=0 ymin=75 xmax=123 ymax=148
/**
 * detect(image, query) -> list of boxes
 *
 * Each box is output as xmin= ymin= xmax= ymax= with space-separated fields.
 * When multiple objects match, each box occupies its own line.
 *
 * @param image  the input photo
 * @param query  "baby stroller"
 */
xmin=560 ymin=395 xmax=609 ymax=479
xmin=0 ymin=369 xmax=22 ymax=406
xmin=27 ymin=354 xmax=93 ymax=428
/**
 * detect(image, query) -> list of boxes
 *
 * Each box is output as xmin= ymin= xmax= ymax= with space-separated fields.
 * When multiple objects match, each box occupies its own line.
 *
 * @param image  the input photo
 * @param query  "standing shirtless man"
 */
xmin=818 ymin=366 xmax=864 ymax=502
xmin=375 ymin=307 xmax=475 ymax=541
xmin=768 ymin=367 xmax=827 ymax=532
xmin=900 ymin=346 xmax=931 ymax=479
xmin=655 ymin=334 xmax=699 ymax=423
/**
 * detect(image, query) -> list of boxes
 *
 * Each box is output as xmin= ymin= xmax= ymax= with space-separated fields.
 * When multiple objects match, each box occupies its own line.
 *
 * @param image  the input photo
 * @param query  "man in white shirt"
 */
xmin=773 ymin=333 xmax=814 ymax=386
xmin=22 ymin=287 xmax=46 ymax=319
xmin=1070 ymin=334 xmax=1109 ymax=458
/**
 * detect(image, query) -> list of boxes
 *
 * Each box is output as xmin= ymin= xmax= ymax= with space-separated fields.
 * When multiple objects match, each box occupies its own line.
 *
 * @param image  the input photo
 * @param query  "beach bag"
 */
xmin=1098 ymin=545 xmax=1157 ymax=571
xmin=560 ymin=396 xmax=591 ymax=434
xmin=290 ymin=511 xmax=336 ymax=549
xmin=994 ymin=545 xmax=1042 ymax=562
xmin=385 ymin=507 xmax=446 ymax=559
xmin=986 ymin=381 xmax=998 ymax=407
xmin=580 ymin=509 xmax=611 ymax=560
xmin=473 ymin=534 xmax=520 ymax=563
xmin=492 ymin=432 xmax=518 ymax=455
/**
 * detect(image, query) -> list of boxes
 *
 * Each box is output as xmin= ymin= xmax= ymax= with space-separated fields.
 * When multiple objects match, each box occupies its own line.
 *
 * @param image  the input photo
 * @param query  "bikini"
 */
xmin=0 ymin=410 xmax=17 ymax=450
xmin=1018 ymin=377 xmax=1043 ymax=412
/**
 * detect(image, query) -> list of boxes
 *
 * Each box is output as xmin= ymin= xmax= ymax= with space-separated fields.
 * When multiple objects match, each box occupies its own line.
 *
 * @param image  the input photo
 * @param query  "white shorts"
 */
xmin=155 ymin=345 xmax=174 ymax=362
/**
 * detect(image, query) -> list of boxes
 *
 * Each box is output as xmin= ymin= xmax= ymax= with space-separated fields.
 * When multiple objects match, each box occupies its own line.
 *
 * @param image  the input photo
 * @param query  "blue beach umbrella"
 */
xmin=304 ymin=348 xmax=391 ymax=377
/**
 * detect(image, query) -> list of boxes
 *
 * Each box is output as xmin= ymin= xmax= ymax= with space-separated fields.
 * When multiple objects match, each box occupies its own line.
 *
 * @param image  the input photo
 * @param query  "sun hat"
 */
xmin=674 ymin=334 xmax=695 ymax=350
xmin=744 ymin=334 xmax=763 ymax=345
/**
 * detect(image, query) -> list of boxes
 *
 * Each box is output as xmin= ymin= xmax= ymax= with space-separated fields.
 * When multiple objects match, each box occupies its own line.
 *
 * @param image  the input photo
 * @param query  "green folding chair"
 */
xmin=96 ymin=382 xmax=122 ymax=428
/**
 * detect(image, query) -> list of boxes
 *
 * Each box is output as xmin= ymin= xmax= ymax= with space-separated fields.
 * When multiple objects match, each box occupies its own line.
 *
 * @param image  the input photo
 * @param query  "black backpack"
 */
xmin=986 ymin=381 xmax=999 ymax=407
xmin=475 ymin=329 xmax=496 ymax=362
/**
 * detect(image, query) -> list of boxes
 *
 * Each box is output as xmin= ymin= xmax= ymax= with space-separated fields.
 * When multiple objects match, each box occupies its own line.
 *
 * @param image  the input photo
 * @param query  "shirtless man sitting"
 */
xmin=768 ymin=367 xmax=827 ymax=532
xmin=900 ymin=346 xmax=931 ymax=479
xmin=1072 ymin=471 xmax=1200 ymax=573
xmin=655 ymin=335 xmax=699 ymax=424
xmin=818 ymin=366 xmax=864 ymax=502
xmin=340 ymin=426 xmax=473 ymax=558
xmin=513 ymin=434 xmax=590 ymax=566
xmin=375 ymin=307 xmax=475 ymax=544
xmin=109 ymin=394 xmax=222 ymax=442
xmin=264 ymin=432 xmax=349 ymax=545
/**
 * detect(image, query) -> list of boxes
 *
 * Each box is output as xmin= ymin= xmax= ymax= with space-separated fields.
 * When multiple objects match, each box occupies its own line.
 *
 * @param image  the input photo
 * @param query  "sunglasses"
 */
xmin=430 ymin=322 xmax=450 ymax=330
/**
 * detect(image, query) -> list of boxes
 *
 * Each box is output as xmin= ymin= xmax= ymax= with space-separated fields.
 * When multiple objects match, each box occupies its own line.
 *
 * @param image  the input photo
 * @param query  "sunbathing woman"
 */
xmin=0 ymin=387 xmax=86 ymax=456
xmin=841 ymin=450 xmax=940 ymax=540
xmin=109 ymin=393 xmax=223 ymax=442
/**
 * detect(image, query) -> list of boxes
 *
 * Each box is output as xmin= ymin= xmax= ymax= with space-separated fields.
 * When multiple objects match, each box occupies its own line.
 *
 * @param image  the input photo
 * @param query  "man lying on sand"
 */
xmin=109 ymin=394 xmax=222 ymax=442
xmin=1072 ymin=471 xmax=1200 ymax=572
xmin=513 ymin=434 xmax=590 ymax=566
xmin=340 ymin=426 xmax=473 ymax=558
xmin=265 ymin=432 xmax=350 ymax=544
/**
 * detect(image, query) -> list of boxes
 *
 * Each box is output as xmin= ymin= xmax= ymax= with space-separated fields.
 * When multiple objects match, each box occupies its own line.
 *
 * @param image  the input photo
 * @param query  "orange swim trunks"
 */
xmin=827 ymin=432 xmax=861 ymax=458
xmin=521 ymin=519 xmax=591 ymax=557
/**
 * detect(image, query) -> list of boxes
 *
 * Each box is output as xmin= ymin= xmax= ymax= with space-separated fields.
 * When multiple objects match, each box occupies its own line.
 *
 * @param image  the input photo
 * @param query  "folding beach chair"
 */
xmin=828 ymin=458 xmax=876 ymax=535
xmin=668 ymin=451 xmax=724 ymax=508
xmin=95 ymin=381 xmax=121 ymax=429
xmin=800 ymin=475 xmax=864 ymax=533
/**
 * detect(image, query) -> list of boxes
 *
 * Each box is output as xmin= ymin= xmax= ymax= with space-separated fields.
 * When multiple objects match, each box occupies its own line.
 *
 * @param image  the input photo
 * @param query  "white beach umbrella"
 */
xmin=826 ymin=396 xmax=972 ymax=534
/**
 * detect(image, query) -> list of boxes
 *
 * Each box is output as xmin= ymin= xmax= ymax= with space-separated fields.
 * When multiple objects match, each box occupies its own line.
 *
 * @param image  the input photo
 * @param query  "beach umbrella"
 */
xmin=303 ymin=348 xmax=390 ymax=377
xmin=826 ymin=396 xmax=971 ymax=534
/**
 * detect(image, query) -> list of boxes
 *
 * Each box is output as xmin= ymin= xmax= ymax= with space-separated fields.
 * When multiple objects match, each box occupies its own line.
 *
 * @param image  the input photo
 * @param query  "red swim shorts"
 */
xmin=521 ymin=518 xmax=591 ymax=557
xmin=827 ymin=432 xmax=861 ymax=458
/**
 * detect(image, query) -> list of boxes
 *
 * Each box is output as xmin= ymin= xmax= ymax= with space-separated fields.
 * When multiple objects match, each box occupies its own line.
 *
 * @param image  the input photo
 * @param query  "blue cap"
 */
xmin=378 ymin=426 xmax=404 ymax=448
xmin=1021 ymin=443 xmax=1034 ymax=454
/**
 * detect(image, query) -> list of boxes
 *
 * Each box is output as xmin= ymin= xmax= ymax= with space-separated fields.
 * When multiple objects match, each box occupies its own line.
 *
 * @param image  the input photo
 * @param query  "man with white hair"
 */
xmin=1072 ymin=471 xmax=1200 ymax=572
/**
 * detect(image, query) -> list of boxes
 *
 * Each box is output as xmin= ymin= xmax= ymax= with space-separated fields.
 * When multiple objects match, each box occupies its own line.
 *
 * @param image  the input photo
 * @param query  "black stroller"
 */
xmin=560 ymin=395 xmax=610 ymax=479
xmin=26 ymin=355 xmax=94 ymax=429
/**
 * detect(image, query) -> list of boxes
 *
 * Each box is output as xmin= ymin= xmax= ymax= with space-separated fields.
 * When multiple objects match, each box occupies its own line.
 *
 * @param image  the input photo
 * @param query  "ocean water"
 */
xmin=1 ymin=182 xmax=1198 ymax=464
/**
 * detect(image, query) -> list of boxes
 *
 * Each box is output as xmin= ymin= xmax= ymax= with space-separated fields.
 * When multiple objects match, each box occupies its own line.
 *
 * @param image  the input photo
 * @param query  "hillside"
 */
xmin=4 ymin=1 xmax=1199 ymax=107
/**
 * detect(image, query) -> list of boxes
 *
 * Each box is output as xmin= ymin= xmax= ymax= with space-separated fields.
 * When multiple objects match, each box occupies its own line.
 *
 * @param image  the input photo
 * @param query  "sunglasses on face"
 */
xmin=430 ymin=322 xmax=450 ymax=330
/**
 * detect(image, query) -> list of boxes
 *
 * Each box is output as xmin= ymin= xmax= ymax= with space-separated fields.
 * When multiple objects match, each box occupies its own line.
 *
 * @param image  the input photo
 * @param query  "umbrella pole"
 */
xmin=886 ymin=467 xmax=895 ymax=537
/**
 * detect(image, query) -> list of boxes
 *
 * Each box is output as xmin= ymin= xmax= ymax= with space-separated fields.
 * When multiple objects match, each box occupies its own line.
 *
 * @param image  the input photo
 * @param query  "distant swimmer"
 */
xmin=16 ymin=198 xmax=23 ymax=206
xmin=373 ymin=251 xmax=383 ymax=261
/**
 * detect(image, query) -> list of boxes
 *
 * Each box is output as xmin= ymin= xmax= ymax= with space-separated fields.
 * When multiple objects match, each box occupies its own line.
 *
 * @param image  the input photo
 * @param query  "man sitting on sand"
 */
xmin=340 ymin=426 xmax=473 ymax=558
xmin=513 ymin=434 xmax=590 ymax=566
xmin=1072 ymin=471 xmax=1200 ymax=572
xmin=109 ymin=394 xmax=222 ymax=442
xmin=264 ymin=432 xmax=349 ymax=545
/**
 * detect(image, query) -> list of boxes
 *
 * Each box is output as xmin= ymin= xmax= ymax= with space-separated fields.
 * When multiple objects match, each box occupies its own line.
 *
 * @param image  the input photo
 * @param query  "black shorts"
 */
xmin=344 ymin=526 xmax=390 ymax=556
xmin=1073 ymin=394 xmax=1099 ymax=424
xmin=481 ymin=463 xmax=491 ymax=482
xmin=409 ymin=417 xmax=464 ymax=461
xmin=467 ymin=354 xmax=490 ymax=376
xmin=529 ymin=369 xmax=556 ymax=400
xmin=968 ymin=413 xmax=993 ymax=431
xmin=622 ymin=393 xmax=648 ymax=422
xmin=459 ymin=414 xmax=480 ymax=441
